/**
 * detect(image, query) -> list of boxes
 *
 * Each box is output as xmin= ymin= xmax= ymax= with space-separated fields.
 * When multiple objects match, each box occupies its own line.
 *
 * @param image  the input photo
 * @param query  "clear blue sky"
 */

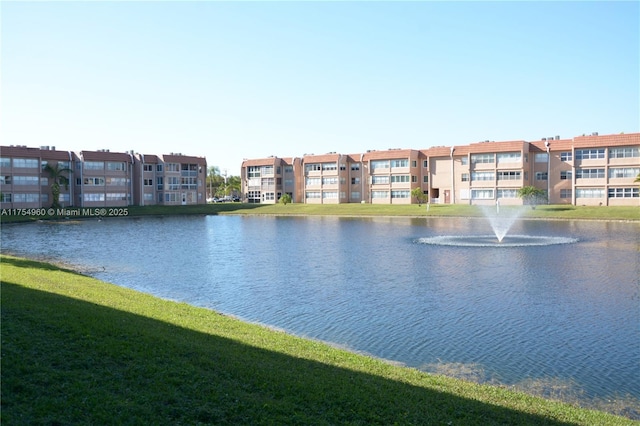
xmin=2 ymin=1 xmax=638 ymax=176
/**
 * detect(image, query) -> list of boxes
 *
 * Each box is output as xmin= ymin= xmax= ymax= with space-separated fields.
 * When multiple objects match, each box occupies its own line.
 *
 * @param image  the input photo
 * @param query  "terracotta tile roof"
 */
xmin=302 ymin=153 xmax=341 ymax=163
xmin=573 ymin=133 xmax=639 ymax=148
xmin=1 ymin=145 xmax=42 ymax=158
xmin=241 ymin=157 xmax=280 ymax=167
xmin=361 ymin=149 xmax=418 ymax=161
xmin=160 ymin=154 xmax=206 ymax=164
xmin=80 ymin=150 xmax=133 ymax=162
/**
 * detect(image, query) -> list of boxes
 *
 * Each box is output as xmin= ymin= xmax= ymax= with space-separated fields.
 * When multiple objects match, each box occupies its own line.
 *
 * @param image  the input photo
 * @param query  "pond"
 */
xmin=2 ymin=215 xmax=638 ymax=412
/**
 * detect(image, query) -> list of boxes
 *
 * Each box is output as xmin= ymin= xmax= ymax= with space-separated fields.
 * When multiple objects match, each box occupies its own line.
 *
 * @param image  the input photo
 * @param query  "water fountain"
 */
xmin=417 ymin=203 xmax=579 ymax=247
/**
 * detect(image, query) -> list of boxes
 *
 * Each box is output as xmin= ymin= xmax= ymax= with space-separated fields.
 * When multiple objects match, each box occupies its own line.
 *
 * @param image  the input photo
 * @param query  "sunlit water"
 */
xmin=2 ymin=215 xmax=639 ymax=414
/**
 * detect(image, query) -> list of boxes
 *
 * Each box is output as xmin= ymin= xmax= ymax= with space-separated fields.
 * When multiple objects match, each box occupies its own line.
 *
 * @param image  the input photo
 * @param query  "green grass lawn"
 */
xmin=1 ymin=254 xmax=636 ymax=425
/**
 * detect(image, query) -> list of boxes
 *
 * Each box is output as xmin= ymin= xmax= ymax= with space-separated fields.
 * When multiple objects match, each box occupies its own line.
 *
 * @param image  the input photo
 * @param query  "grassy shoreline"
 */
xmin=1 ymin=254 xmax=637 ymax=424
xmin=1 ymin=203 xmax=639 ymax=223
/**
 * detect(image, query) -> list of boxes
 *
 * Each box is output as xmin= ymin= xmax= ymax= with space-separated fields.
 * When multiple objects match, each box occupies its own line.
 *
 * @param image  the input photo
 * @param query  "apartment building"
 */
xmin=0 ymin=145 xmax=76 ymax=209
xmin=0 ymin=146 xmax=207 ymax=209
xmin=241 ymin=133 xmax=640 ymax=206
xmin=242 ymin=157 xmax=304 ymax=204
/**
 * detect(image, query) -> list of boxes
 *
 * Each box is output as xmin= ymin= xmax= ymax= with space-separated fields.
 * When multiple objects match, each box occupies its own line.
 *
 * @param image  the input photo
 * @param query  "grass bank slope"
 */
xmin=1 ymin=255 xmax=635 ymax=425
xmin=1 ymin=203 xmax=638 ymax=223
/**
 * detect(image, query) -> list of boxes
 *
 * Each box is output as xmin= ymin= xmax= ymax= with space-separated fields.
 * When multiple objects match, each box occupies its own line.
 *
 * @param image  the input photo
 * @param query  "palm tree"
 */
xmin=517 ymin=186 xmax=547 ymax=209
xmin=43 ymin=162 xmax=72 ymax=209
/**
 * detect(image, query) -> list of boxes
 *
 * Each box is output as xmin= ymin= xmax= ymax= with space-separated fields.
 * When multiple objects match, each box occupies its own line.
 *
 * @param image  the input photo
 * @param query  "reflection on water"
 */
xmin=2 ymin=215 xmax=639 ymax=416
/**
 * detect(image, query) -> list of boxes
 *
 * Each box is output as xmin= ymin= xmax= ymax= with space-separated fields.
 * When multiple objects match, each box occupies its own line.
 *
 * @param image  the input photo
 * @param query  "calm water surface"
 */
xmin=2 ymin=215 xmax=639 ymax=408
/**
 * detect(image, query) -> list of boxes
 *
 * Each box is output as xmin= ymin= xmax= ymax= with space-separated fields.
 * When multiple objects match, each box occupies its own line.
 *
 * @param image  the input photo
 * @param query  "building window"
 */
xmin=497 ymin=189 xmax=517 ymax=198
xmin=13 ymin=158 xmax=39 ymax=168
xmin=339 ymin=164 xmax=346 ymax=171
xmin=261 ymin=165 xmax=274 ymax=176
xmin=371 ymin=160 xmax=390 ymax=170
xmin=390 ymin=159 xmax=408 ymax=168
xmin=156 ymin=164 xmax=163 ymax=173
xmin=106 ymin=193 xmax=127 ymax=201
xmin=609 ymin=147 xmax=640 ymax=158
xmin=322 ymin=177 xmax=338 ymax=185
xmin=304 ymin=164 xmax=321 ymax=173
xmin=84 ymin=161 xmax=104 ymax=170
xmin=372 ymin=176 xmax=390 ymax=184
xmin=391 ymin=190 xmax=410 ymax=198
xmin=423 ymin=175 xmax=429 ymax=183
xmin=575 ymin=149 xmax=605 ymax=160
xmin=471 ymin=189 xmax=494 ymax=199
xmin=371 ymin=191 xmax=389 ymax=198
xmin=322 ymin=163 xmax=337 ymax=171
xmin=576 ymin=188 xmax=605 ymax=198
xmin=41 ymin=177 xmax=48 ymax=186
xmin=0 ymin=158 xmax=11 ymax=168
xmin=13 ymin=176 xmax=39 ymax=185
xmin=535 ymin=172 xmax=548 ymax=181
xmin=560 ymin=152 xmax=573 ymax=161
xmin=106 ymin=162 xmax=125 ymax=171
xmin=83 ymin=193 xmax=106 ymax=202
xmin=322 ymin=191 xmax=338 ymax=198
xmin=497 ymin=171 xmax=521 ymax=180
xmin=560 ymin=171 xmax=572 ymax=180
xmin=107 ymin=177 xmax=128 ymax=186
xmin=351 ymin=177 xmax=360 ymax=185
xmin=14 ymin=193 xmax=40 ymax=202
xmin=263 ymin=192 xmax=275 ymax=200
xmin=411 ymin=160 xmax=417 ymax=167
xmin=305 ymin=191 xmax=321 ymax=199
xmin=248 ymin=166 xmax=261 ymax=178
xmin=143 ymin=193 xmax=153 ymax=201
xmin=609 ymin=167 xmax=640 ymax=179
xmin=143 ymin=164 xmax=153 ymax=172
xmin=471 ymin=154 xmax=494 ymax=164
xmin=1 ymin=176 xmax=11 ymax=184
xmin=306 ymin=177 xmax=321 ymax=186
xmin=390 ymin=175 xmax=410 ymax=183
xmin=497 ymin=152 xmax=521 ymax=163
xmin=608 ymin=187 xmax=639 ymax=198
xmin=411 ymin=175 xmax=417 ymax=183
xmin=84 ymin=177 xmax=105 ymax=186
xmin=144 ymin=179 xmax=153 ymax=186
xmin=423 ymin=160 xmax=428 ymax=168
xmin=560 ymin=189 xmax=572 ymax=199
xmin=1 ymin=193 xmax=12 ymax=202
xmin=461 ymin=173 xmax=469 ymax=182
xmin=534 ymin=153 xmax=549 ymax=163
xmin=351 ymin=163 xmax=360 ymax=171
xmin=166 ymin=177 xmax=180 ymax=190
xmin=471 ymin=172 xmax=495 ymax=181
xmin=576 ymin=168 xmax=605 ymax=179
xmin=461 ymin=157 xmax=468 ymax=165
xmin=165 ymin=163 xmax=179 ymax=172
xmin=284 ymin=166 xmax=293 ymax=173
xmin=156 ymin=177 xmax=163 ymax=190
xmin=351 ymin=191 xmax=360 ymax=200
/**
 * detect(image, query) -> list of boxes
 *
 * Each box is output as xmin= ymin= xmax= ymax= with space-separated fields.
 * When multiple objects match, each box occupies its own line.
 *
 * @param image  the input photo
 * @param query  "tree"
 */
xmin=517 ymin=186 xmax=546 ymax=209
xmin=279 ymin=193 xmax=292 ymax=205
xmin=635 ymin=173 xmax=640 ymax=186
xmin=43 ymin=162 xmax=72 ymax=209
xmin=226 ymin=175 xmax=241 ymax=196
xmin=411 ymin=187 xmax=428 ymax=206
